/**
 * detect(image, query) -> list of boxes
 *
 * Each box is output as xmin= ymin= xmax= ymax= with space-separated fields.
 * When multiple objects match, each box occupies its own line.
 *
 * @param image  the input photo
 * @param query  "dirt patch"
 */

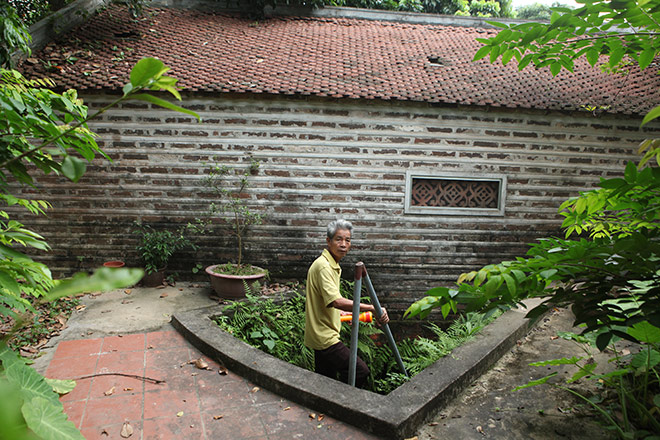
xmin=416 ymin=307 xmax=619 ymax=439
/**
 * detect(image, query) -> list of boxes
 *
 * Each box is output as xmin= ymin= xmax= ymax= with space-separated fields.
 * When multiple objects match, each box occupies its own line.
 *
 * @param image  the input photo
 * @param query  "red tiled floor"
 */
xmin=62 ymin=399 xmax=86 ymax=429
xmin=96 ymin=350 xmax=145 ymax=374
xmin=146 ymin=330 xmax=189 ymax=350
xmin=144 ymin=387 xmax=199 ymax=420
xmin=80 ymin=421 xmax=143 ymax=440
xmin=143 ymin=412 xmax=205 ymax=439
xmin=82 ymin=393 xmax=143 ymax=428
xmin=46 ymin=354 xmax=98 ymax=379
xmin=197 ymin=375 xmax=254 ymax=412
xmin=58 ymin=377 xmax=93 ymax=403
xmin=145 ymin=348 xmax=192 ymax=373
xmin=88 ymin=373 xmax=144 ymax=400
xmin=53 ymin=338 xmax=103 ymax=358
xmin=51 ymin=331 xmax=382 ymax=440
xmin=203 ymin=404 xmax=269 ymax=439
xmin=101 ymin=333 xmax=146 ymax=353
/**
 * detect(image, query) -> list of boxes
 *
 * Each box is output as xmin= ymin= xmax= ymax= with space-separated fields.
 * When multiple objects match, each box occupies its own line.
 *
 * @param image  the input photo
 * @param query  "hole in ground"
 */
xmin=172 ymin=299 xmax=542 ymax=438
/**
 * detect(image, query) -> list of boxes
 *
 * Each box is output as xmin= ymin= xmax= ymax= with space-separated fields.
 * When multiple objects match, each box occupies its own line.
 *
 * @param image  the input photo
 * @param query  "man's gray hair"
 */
xmin=327 ymin=219 xmax=353 ymax=239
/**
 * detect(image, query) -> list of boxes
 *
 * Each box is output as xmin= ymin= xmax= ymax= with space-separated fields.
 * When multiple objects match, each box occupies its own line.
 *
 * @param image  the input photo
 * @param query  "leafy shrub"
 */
xmin=468 ymin=0 xmax=500 ymax=17
xmin=133 ymin=223 xmax=197 ymax=274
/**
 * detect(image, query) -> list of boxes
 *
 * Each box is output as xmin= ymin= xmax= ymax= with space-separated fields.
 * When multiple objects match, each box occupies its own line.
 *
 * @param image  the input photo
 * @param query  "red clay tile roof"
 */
xmin=20 ymin=4 xmax=660 ymax=115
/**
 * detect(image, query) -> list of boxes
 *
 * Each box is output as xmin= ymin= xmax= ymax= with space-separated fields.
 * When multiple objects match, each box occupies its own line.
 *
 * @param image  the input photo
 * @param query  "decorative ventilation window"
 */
xmin=404 ymin=172 xmax=506 ymax=216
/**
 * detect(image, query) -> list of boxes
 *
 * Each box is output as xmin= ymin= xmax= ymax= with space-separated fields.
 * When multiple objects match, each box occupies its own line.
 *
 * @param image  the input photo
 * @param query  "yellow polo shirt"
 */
xmin=304 ymin=249 xmax=343 ymax=350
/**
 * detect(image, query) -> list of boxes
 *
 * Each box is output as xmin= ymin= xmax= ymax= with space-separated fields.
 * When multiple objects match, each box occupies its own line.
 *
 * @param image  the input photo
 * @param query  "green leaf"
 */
xmin=630 ymin=349 xmax=660 ymax=370
xmin=263 ymin=339 xmax=276 ymax=350
xmin=550 ymin=61 xmax=562 ymax=76
xmin=0 ymin=270 xmax=21 ymax=295
xmin=2 ymin=350 xmax=59 ymax=408
xmin=512 ymin=372 xmax=557 ymax=391
xmin=489 ymin=46 xmax=501 ymax=63
xmin=484 ymin=275 xmax=502 ymax=296
xmin=624 ymin=161 xmax=637 ymax=183
xmin=567 ymin=362 xmax=597 ymax=383
xmin=598 ymin=178 xmax=627 ymax=189
xmin=473 ymin=46 xmax=492 ymax=61
xmin=0 ymin=378 xmax=31 ymax=440
xmin=44 ymin=379 xmax=76 ymax=396
xmin=45 ymin=267 xmax=144 ymax=301
xmin=638 ymin=47 xmax=655 ymax=70
xmin=474 ymin=269 xmax=488 ymax=287
xmin=529 ymin=356 xmax=582 ymax=367
xmin=485 ymin=21 xmax=508 ymax=29
xmin=129 ymin=57 xmax=169 ymax=89
xmin=425 ymin=286 xmax=450 ymax=297
xmin=539 ymin=269 xmax=557 ymax=279
xmin=61 ymin=156 xmax=86 ymax=183
xmin=585 ymin=48 xmax=599 ymax=66
xmin=21 ymin=396 xmax=85 ymax=440
xmin=641 ymin=104 xmax=660 ymax=126
xmin=502 ymin=273 xmax=517 ymax=296
xmin=608 ymin=47 xmax=624 ymax=68
xmin=441 ymin=302 xmax=452 ymax=319
xmin=627 ymin=321 xmax=660 ymax=343
xmin=596 ymin=332 xmax=612 ymax=351
xmin=501 ymin=49 xmax=515 ymax=65
xmin=129 ymin=93 xmax=201 ymax=121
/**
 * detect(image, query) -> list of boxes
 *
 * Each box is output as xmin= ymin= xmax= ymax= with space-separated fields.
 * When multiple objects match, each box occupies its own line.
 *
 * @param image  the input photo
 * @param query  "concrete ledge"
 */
xmin=172 ymin=300 xmax=541 ymax=438
xmin=28 ymin=0 xmax=109 ymax=51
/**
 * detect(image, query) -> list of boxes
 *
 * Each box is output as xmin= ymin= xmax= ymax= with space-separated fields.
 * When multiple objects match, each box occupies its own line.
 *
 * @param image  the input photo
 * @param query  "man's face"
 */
xmin=326 ymin=228 xmax=352 ymax=262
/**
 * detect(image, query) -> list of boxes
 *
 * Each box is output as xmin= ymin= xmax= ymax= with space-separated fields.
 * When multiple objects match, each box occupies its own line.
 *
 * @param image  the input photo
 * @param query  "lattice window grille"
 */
xmin=404 ymin=172 xmax=506 ymax=216
xmin=411 ymin=178 xmax=499 ymax=209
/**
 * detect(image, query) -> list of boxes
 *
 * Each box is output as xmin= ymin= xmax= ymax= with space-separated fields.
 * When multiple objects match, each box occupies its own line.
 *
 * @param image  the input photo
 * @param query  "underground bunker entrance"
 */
xmin=172 ymin=298 xmax=541 ymax=438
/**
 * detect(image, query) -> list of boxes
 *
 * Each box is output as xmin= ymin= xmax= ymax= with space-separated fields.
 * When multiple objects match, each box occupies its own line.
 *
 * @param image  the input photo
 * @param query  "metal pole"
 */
xmin=363 ymin=269 xmax=409 ymax=378
xmin=348 ymin=262 xmax=364 ymax=387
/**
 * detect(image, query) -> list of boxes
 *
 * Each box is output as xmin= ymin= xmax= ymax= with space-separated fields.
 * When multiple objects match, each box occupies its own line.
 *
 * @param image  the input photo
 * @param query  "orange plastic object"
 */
xmin=340 ymin=312 xmax=373 ymax=323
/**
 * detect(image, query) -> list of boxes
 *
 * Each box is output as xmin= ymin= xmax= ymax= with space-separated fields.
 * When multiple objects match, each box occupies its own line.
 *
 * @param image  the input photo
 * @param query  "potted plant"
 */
xmin=204 ymin=156 xmax=267 ymax=298
xmin=134 ymin=223 xmax=196 ymax=287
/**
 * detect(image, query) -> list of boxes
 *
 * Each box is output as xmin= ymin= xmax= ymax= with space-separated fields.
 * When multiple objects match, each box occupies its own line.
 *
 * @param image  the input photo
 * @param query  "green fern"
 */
xmin=214 ymin=288 xmax=501 ymax=395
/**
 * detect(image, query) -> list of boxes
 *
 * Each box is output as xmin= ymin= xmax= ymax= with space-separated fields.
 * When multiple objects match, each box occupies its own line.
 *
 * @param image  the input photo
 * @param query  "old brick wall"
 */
xmin=10 ymin=93 xmax=654 ymax=312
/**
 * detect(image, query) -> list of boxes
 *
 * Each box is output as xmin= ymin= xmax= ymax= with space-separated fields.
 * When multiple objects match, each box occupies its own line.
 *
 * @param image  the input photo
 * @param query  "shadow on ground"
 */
xmin=417 ymin=307 xmax=615 ymax=439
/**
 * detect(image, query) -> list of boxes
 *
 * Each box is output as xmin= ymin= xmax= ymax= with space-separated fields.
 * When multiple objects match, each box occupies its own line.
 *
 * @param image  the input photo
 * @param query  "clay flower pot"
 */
xmin=103 ymin=260 xmax=125 ymax=268
xmin=206 ymin=264 xmax=267 ymax=298
xmin=142 ymin=267 xmax=166 ymax=287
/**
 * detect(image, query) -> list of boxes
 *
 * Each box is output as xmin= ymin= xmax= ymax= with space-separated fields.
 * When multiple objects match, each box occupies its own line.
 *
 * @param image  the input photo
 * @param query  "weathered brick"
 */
xmin=312 ymin=121 xmax=336 ymax=127
xmin=414 ymin=138 xmax=442 ymax=144
xmin=569 ymin=157 xmax=593 ymax=164
xmin=474 ymin=141 xmax=499 ymax=148
xmin=484 ymin=130 xmax=509 ymax=136
xmin=512 ymin=132 xmax=538 ymax=138
xmin=11 ymin=95 xmax=645 ymax=316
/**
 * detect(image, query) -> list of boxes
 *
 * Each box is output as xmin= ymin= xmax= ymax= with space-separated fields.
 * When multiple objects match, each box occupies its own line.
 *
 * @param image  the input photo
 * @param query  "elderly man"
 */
xmin=304 ymin=219 xmax=388 ymax=387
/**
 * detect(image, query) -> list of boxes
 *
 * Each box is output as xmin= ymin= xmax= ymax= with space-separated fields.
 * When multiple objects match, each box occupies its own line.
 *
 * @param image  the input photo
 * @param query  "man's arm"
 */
xmin=329 ymin=298 xmax=389 ymax=325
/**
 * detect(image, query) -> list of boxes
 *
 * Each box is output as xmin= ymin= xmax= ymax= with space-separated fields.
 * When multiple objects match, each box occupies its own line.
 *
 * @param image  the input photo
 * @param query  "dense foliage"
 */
xmin=326 ymin=0 xmax=512 ymax=16
xmin=133 ymin=223 xmax=198 ymax=274
xmin=0 ymin=4 xmax=201 ymax=436
xmin=473 ymin=0 xmax=660 ymax=123
xmin=407 ymin=1 xmax=660 ymax=435
xmin=216 ymin=282 xmax=498 ymax=394
xmin=513 ymin=1 xmax=572 ymax=20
